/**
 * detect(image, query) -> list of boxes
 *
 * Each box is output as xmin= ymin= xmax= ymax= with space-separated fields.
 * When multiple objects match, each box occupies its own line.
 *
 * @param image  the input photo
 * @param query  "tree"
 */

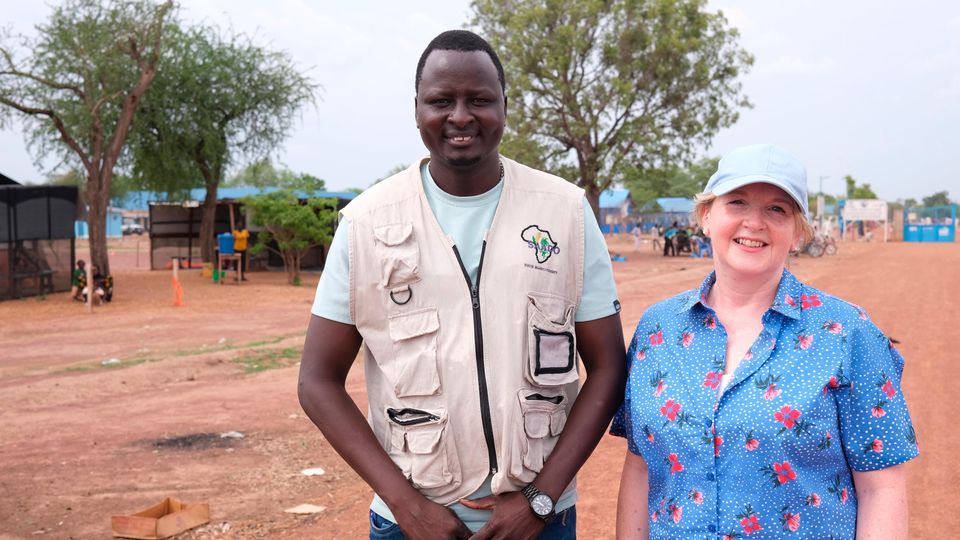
xmin=471 ymin=0 xmax=753 ymax=217
xmin=129 ymin=23 xmax=316 ymax=263
xmin=230 ymin=159 xmax=326 ymax=192
xmin=242 ymin=191 xmax=337 ymax=285
xmin=626 ymin=156 xmax=718 ymax=209
xmin=0 ymin=0 xmax=174 ymax=275
xmin=922 ymin=190 xmax=951 ymax=207
xmin=844 ymin=175 xmax=877 ymax=199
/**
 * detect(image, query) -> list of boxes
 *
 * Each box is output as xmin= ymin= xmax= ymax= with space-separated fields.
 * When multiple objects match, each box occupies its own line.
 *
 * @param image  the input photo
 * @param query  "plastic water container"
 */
xmin=217 ymin=232 xmax=234 ymax=254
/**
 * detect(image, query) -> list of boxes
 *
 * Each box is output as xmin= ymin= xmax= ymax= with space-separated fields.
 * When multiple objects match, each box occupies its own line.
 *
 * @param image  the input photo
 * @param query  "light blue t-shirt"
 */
xmin=310 ymin=162 xmax=618 ymax=530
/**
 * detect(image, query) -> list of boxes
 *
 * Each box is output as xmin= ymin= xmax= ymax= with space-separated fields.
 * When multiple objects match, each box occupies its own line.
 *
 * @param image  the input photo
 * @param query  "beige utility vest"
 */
xmin=343 ymin=156 xmax=586 ymax=504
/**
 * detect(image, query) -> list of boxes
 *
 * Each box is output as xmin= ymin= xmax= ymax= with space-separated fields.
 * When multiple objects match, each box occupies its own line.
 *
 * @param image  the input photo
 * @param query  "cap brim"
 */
xmin=710 ymin=174 xmax=808 ymax=215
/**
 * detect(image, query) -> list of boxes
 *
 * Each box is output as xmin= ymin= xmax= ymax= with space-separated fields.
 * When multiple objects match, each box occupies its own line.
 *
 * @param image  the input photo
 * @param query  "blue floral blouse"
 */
xmin=611 ymin=269 xmax=918 ymax=539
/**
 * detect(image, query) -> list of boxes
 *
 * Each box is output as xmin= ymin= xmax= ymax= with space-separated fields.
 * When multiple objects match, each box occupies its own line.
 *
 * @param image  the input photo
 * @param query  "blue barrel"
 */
xmin=217 ymin=232 xmax=234 ymax=254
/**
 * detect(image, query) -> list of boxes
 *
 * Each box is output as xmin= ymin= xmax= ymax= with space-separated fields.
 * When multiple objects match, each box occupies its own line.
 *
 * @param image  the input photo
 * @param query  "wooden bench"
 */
xmin=12 ymin=269 xmax=55 ymax=297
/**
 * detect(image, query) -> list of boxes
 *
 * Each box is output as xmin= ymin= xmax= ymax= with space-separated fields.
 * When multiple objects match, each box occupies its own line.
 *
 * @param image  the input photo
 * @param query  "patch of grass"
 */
xmin=233 ymin=347 xmax=301 ymax=374
xmin=173 ymin=333 xmax=300 ymax=357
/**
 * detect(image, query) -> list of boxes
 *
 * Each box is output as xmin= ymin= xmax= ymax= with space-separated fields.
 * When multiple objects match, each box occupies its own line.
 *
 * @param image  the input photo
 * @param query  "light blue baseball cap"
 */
xmin=704 ymin=144 xmax=809 ymax=216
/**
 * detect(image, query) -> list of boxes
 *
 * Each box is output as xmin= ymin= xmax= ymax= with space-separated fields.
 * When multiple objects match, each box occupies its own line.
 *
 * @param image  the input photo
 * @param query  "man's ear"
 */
xmin=414 ymin=95 xmax=419 ymax=128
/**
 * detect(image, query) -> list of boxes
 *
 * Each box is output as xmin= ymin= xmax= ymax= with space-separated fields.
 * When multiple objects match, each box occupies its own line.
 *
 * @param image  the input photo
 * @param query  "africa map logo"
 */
xmin=521 ymin=225 xmax=560 ymax=263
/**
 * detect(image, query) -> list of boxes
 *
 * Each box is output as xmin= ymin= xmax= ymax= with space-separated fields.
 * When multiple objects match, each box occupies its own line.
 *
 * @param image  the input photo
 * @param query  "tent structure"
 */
xmin=0 ymin=177 xmax=79 ymax=300
xmin=146 ymin=188 xmax=356 ymax=271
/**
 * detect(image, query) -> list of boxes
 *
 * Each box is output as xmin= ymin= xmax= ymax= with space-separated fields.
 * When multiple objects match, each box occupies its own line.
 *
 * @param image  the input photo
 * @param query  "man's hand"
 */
xmin=391 ymin=496 xmax=472 ymax=540
xmin=460 ymin=491 xmax=545 ymax=540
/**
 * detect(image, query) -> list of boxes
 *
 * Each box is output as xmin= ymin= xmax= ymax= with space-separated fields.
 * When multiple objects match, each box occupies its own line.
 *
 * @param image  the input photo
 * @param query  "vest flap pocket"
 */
xmin=373 ymin=222 xmax=420 ymax=288
xmin=407 ymin=427 xmax=443 ymax=455
xmin=523 ymin=410 xmax=550 ymax=439
xmin=526 ymin=292 xmax=578 ymax=387
xmin=512 ymin=389 xmax=567 ymax=477
xmin=373 ymin=222 xmax=414 ymax=246
xmin=388 ymin=308 xmax=439 ymax=341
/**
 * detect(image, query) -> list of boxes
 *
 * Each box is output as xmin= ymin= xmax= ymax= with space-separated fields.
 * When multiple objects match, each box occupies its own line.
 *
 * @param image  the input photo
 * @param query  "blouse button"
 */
xmin=706 ymin=472 xmax=716 ymax=482
xmin=708 ymin=524 xmax=717 ymax=533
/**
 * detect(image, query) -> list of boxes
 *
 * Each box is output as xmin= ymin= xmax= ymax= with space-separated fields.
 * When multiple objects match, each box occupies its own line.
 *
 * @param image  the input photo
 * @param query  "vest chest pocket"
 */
xmin=507 ymin=389 xmax=568 ymax=483
xmin=526 ymin=292 xmax=579 ymax=387
xmin=386 ymin=407 xmax=460 ymax=492
xmin=386 ymin=308 xmax=441 ymax=397
xmin=373 ymin=222 xmax=421 ymax=290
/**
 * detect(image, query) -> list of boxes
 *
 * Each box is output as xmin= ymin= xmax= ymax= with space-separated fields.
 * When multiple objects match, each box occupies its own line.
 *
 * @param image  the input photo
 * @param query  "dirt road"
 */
xmin=0 ymin=240 xmax=954 ymax=538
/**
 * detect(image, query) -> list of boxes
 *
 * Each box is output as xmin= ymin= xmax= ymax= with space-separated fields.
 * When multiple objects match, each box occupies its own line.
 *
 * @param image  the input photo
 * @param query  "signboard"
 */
xmin=842 ymin=199 xmax=888 ymax=221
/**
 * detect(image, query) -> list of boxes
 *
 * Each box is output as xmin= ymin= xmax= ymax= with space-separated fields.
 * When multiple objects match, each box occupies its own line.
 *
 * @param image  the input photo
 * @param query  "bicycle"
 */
xmin=804 ymin=234 xmax=837 ymax=257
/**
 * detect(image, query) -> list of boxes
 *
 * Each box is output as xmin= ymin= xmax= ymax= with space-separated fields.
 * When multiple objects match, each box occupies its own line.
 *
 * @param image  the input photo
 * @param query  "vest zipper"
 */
xmin=451 ymin=241 xmax=498 ymax=475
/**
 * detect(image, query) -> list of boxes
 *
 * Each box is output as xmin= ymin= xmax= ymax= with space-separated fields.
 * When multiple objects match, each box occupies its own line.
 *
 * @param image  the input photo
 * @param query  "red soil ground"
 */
xmin=0 ymin=237 xmax=955 ymax=539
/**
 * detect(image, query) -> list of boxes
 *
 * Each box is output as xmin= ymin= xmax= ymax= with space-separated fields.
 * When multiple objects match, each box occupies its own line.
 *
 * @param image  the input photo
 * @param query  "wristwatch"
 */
xmin=521 ymin=483 xmax=556 ymax=523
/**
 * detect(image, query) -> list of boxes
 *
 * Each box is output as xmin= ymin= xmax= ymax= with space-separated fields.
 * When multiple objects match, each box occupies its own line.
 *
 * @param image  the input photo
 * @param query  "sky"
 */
xmin=1 ymin=0 xmax=958 ymax=202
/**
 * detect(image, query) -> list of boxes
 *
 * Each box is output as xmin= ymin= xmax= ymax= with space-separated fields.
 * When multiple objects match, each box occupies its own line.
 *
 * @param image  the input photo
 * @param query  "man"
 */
xmin=299 ymin=30 xmax=625 ymax=539
xmin=70 ymin=259 xmax=86 ymax=301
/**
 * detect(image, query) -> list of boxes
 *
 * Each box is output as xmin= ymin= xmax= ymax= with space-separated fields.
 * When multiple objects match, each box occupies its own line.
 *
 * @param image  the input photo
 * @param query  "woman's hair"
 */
xmin=692 ymin=192 xmax=815 ymax=246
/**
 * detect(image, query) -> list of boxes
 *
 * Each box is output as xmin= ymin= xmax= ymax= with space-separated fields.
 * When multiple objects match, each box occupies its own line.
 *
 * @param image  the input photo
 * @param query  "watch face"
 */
xmin=531 ymin=493 xmax=553 ymax=516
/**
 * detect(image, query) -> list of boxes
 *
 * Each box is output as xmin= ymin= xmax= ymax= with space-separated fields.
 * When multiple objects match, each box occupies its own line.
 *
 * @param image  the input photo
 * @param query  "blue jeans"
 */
xmin=369 ymin=506 xmax=577 ymax=539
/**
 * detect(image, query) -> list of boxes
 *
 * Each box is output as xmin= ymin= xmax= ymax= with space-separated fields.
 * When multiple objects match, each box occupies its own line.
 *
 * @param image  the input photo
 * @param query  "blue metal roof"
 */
xmin=114 ymin=187 xmax=357 ymax=210
xmin=600 ymin=189 xmax=631 ymax=209
xmin=655 ymin=197 xmax=694 ymax=213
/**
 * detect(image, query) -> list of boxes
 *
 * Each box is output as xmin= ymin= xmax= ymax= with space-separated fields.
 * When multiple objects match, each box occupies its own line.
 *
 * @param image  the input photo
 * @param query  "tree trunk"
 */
xmin=584 ymin=186 xmax=601 ymax=224
xmin=199 ymin=179 xmax=218 ymax=263
xmin=85 ymin=167 xmax=111 ymax=276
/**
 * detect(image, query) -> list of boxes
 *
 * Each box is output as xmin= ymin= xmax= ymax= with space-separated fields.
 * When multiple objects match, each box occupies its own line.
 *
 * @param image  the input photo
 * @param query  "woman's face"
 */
xmin=703 ymin=183 xmax=801 ymax=281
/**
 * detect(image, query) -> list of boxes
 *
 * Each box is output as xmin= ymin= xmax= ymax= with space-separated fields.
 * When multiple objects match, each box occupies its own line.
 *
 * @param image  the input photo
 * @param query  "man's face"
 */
xmin=415 ymin=50 xmax=506 ymax=170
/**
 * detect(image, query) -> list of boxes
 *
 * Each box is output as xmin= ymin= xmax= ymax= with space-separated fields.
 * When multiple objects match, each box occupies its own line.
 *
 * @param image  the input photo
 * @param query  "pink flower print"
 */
xmin=840 ymin=488 xmax=849 ymax=504
xmin=660 ymin=399 xmax=682 ymax=422
xmin=745 ymin=431 xmax=760 ymax=452
xmin=864 ymin=438 xmax=884 ymax=453
xmin=781 ymin=511 xmax=801 ymax=532
xmin=774 ymin=405 xmax=802 ymax=429
xmin=635 ymin=347 xmax=647 ymax=361
xmin=871 ymin=400 xmax=887 ymax=418
xmin=680 ymin=330 xmax=695 ymax=348
xmin=688 ymin=489 xmax=704 ymax=505
xmin=667 ymin=453 xmax=684 ymax=474
xmin=805 ymin=493 xmax=821 ymax=507
xmin=763 ymin=383 xmax=782 ymax=400
xmin=773 ymin=461 xmax=797 ymax=484
xmin=785 ymin=294 xmax=796 ymax=307
xmin=703 ymin=371 xmax=722 ymax=389
xmin=704 ymin=314 xmax=717 ymax=330
xmin=644 ymin=425 xmax=655 ymax=443
xmin=827 ymin=375 xmax=839 ymax=389
xmin=669 ymin=503 xmax=683 ymax=524
xmin=743 ymin=349 xmax=754 ymax=361
xmin=654 ymin=379 xmax=667 ymax=397
xmin=822 ymin=320 xmax=843 ymax=334
xmin=713 ymin=435 xmax=723 ymax=457
xmin=741 ymin=514 xmax=761 ymax=534
xmin=882 ymin=379 xmax=897 ymax=399
xmin=795 ymin=333 xmax=813 ymax=350
xmin=649 ymin=327 xmax=665 ymax=346
xmin=651 ymin=509 xmax=659 ymax=523
xmin=800 ymin=293 xmax=822 ymax=309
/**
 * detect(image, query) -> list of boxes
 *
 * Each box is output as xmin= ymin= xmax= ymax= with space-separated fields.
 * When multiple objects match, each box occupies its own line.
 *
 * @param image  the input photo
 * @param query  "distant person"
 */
xmin=82 ymin=264 xmax=113 ymax=304
xmin=614 ymin=144 xmax=917 ymax=539
xmin=631 ymin=221 xmax=644 ymax=251
xmin=70 ymin=259 xmax=86 ymax=301
xmin=232 ymin=219 xmax=250 ymax=280
xmin=651 ymin=224 xmax=663 ymax=253
xmin=298 ymin=30 xmax=626 ymax=539
xmin=663 ymin=222 xmax=679 ymax=256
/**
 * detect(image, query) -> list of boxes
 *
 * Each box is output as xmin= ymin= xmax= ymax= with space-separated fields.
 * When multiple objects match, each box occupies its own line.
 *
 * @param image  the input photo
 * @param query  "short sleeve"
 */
xmin=834 ymin=316 xmax=919 ymax=471
xmin=610 ymin=313 xmax=649 ymax=456
xmin=310 ymin=216 xmax=353 ymax=324
xmin=576 ymin=200 xmax=620 ymax=322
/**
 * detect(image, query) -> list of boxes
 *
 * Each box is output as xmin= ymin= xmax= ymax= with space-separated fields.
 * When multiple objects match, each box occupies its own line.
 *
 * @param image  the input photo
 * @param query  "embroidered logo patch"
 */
xmin=521 ymin=225 xmax=560 ymax=263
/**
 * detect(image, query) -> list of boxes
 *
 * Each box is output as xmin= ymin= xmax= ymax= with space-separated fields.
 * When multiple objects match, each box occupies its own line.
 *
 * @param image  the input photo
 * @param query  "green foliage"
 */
xmin=843 ymin=175 xmax=877 ymax=199
xmin=0 ymin=0 xmax=174 ymax=275
xmin=233 ymin=347 xmax=301 ymax=373
xmin=922 ymin=190 xmax=951 ymax=207
xmin=626 ymin=156 xmax=718 ymax=209
xmin=242 ymin=190 xmax=337 ymax=285
xmin=471 ymin=0 xmax=753 ymax=216
xmin=373 ymin=163 xmax=411 ymax=185
xmin=229 ymin=159 xmax=326 ymax=191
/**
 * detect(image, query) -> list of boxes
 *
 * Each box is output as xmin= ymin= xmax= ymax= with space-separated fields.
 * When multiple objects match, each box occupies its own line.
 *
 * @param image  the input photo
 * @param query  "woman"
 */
xmin=613 ymin=144 xmax=917 ymax=539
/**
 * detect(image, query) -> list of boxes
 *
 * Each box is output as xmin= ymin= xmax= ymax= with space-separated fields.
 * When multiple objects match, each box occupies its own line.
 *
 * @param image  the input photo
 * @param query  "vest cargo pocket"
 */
xmin=507 ymin=389 xmax=567 ymax=482
xmin=373 ymin=222 xmax=421 ymax=289
xmin=386 ymin=308 xmax=441 ymax=397
xmin=386 ymin=408 xmax=459 ymax=491
xmin=526 ymin=292 xmax=579 ymax=386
